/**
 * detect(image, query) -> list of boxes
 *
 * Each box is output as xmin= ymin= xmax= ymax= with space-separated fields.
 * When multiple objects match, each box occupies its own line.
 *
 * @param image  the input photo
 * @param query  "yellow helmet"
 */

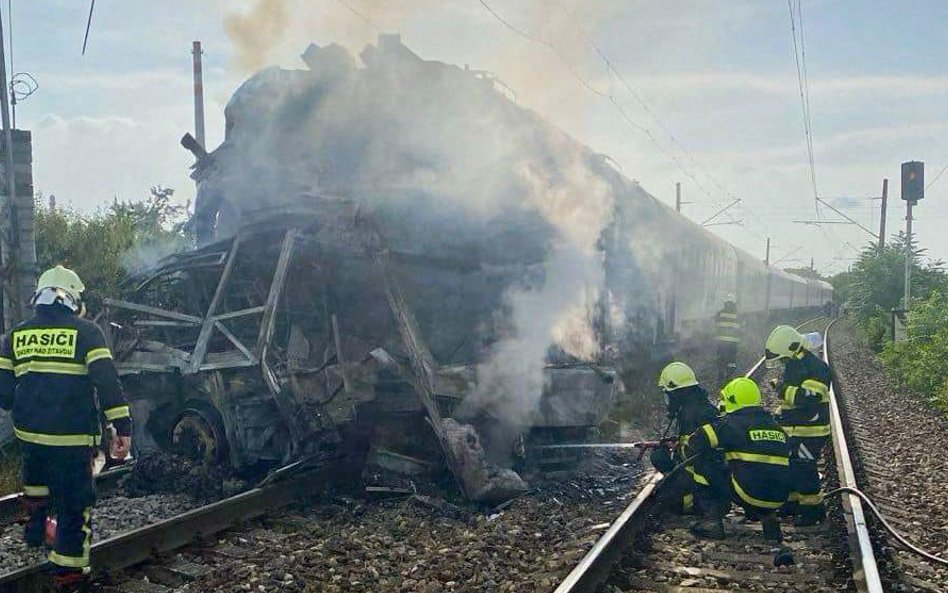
xmin=764 ymin=325 xmax=805 ymax=368
xmin=33 ymin=265 xmax=85 ymax=312
xmin=658 ymin=362 xmax=699 ymax=391
xmin=720 ymin=377 xmax=761 ymax=413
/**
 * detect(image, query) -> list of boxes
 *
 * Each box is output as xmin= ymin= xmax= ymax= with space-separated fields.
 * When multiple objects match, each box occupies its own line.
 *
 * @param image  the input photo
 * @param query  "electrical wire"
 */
xmin=332 ymin=0 xmax=380 ymax=33
xmin=825 ymin=486 xmax=948 ymax=566
xmin=546 ymin=0 xmax=743 ymax=225
xmin=82 ymin=0 xmax=95 ymax=56
xmin=797 ymin=0 xmax=816 ymax=195
xmin=926 ymin=161 xmax=948 ymax=190
xmin=476 ymin=0 xmax=747 ymax=227
xmin=787 ymin=0 xmax=818 ymax=205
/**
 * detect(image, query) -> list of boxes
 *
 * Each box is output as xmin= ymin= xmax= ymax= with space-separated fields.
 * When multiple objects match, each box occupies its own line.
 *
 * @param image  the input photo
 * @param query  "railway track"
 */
xmin=0 ymin=464 xmax=133 ymax=527
xmin=8 ymin=315 xmax=934 ymax=593
xmin=0 ymin=459 xmax=337 ymax=593
xmin=829 ymin=322 xmax=948 ymax=592
xmin=552 ymin=317 xmax=893 ymax=593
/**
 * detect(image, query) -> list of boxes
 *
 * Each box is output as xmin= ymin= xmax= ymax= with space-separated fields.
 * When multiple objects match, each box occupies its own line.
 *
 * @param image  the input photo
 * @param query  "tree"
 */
xmin=34 ymin=188 xmax=190 ymax=312
xmin=831 ymin=234 xmax=947 ymax=350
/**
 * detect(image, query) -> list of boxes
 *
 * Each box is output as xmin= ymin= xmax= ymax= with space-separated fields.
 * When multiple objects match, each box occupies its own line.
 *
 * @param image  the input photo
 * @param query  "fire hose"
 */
xmin=823 ymin=486 xmax=948 ymax=566
xmin=655 ymin=455 xmax=948 ymax=566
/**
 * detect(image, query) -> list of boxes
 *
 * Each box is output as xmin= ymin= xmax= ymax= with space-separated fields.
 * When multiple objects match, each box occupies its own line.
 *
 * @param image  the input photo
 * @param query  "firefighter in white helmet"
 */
xmin=765 ymin=325 xmax=831 ymax=526
xmin=0 ymin=266 xmax=132 ymax=590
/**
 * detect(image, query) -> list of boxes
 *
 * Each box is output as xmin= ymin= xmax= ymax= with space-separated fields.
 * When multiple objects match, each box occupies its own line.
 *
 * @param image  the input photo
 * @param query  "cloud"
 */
xmin=32 ymin=114 xmax=195 ymax=210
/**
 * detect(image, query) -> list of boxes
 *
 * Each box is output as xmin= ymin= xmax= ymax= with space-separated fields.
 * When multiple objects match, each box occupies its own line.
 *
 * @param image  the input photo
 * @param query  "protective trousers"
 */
xmin=691 ymin=456 xmax=731 ymax=518
xmin=20 ymin=443 xmax=95 ymax=574
xmin=715 ymin=341 xmax=738 ymax=383
xmin=787 ymin=435 xmax=827 ymax=513
xmin=661 ymin=467 xmax=718 ymax=515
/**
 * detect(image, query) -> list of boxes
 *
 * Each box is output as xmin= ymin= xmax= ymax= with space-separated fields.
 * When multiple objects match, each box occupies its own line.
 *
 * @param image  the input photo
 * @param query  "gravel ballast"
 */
xmin=830 ymin=321 xmax=948 ymax=591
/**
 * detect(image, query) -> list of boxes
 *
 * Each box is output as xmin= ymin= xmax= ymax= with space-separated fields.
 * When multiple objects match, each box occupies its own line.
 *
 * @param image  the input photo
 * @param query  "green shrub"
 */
xmin=880 ymin=290 xmax=948 ymax=412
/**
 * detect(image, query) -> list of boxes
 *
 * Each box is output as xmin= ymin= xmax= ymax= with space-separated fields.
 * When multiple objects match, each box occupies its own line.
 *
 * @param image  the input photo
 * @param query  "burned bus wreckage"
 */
xmin=82 ymin=36 xmax=830 ymax=503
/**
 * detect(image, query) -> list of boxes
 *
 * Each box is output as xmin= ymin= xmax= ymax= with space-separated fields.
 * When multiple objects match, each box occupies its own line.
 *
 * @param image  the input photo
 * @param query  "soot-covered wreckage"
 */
xmin=11 ymin=36 xmax=830 ymax=502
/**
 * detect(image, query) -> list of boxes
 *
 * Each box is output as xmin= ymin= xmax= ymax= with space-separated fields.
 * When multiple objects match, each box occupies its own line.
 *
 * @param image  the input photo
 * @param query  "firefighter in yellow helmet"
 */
xmin=0 ymin=266 xmax=132 ymax=590
xmin=651 ymin=362 xmax=720 ymax=515
xmin=765 ymin=325 xmax=832 ymax=526
xmin=685 ymin=377 xmax=794 ymax=566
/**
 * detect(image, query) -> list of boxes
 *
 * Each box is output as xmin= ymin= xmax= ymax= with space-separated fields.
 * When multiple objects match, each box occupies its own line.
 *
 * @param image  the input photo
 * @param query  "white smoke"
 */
xmin=207 ymin=31 xmax=629 ymax=430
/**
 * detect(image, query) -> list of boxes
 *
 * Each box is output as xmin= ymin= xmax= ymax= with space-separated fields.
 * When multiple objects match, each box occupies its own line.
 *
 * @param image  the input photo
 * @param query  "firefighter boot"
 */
xmin=794 ymin=503 xmax=826 ymax=527
xmin=773 ymin=546 xmax=796 ymax=567
xmin=761 ymin=514 xmax=796 ymax=566
xmin=52 ymin=571 xmax=90 ymax=593
xmin=21 ymin=499 xmax=47 ymax=548
xmin=689 ymin=516 xmax=725 ymax=539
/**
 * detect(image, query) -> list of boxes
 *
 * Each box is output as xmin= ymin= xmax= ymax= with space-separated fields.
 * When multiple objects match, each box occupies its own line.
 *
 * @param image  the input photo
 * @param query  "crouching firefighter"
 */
xmin=686 ymin=377 xmax=794 ymax=566
xmin=765 ymin=325 xmax=832 ymax=526
xmin=650 ymin=362 xmax=720 ymax=515
xmin=0 ymin=266 xmax=132 ymax=590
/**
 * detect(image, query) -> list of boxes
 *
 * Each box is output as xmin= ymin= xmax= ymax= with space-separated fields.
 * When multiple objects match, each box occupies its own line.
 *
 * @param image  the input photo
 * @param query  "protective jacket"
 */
xmin=687 ymin=406 xmax=790 ymax=510
xmin=715 ymin=304 xmax=740 ymax=343
xmin=0 ymin=305 xmax=131 ymax=446
xmin=775 ymin=350 xmax=831 ymax=438
xmin=670 ymin=385 xmax=719 ymax=488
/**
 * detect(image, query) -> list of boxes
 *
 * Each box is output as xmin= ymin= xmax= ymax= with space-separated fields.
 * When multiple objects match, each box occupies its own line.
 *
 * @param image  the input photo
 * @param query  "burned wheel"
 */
xmin=171 ymin=402 xmax=229 ymax=465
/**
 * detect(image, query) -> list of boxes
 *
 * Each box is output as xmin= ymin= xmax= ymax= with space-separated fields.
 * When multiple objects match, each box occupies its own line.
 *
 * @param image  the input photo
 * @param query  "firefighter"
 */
xmin=650 ymin=362 xmax=720 ymax=515
xmin=0 ymin=266 xmax=132 ymax=590
xmin=765 ymin=325 xmax=831 ymax=526
xmin=686 ymin=377 xmax=794 ymax=566
xmin=714 ymin=295 xmax=741 ymax=383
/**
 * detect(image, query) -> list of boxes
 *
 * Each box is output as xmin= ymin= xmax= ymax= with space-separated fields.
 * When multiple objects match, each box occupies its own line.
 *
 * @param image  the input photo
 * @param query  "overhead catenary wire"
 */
xmin=545 ymin=0 xmax=748 ymax=227
xmin=787 ymin=0 xmax=818 ymax=205
xmin=332 ymin=0 xmax=380 ymax=33
xmin=82 ymin=0 xmax=96 ymax=55
xmin=926 ymin=161 xmax=948 ymax=190
xmin=475 ymin=0 xmax=751 ymax=227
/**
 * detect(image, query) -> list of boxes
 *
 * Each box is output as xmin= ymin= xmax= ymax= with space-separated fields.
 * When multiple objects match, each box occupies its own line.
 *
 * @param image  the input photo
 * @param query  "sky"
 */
xmin=8 ymin=0 xmax=948 ymax=274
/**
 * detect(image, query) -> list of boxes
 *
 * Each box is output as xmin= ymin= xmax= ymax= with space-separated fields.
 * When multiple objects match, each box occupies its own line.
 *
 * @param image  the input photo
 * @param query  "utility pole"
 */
xmin=675 ymin=182 xmax=681 ymax=213
xmin=905 ymin=201 xmax=913 ymax=307
xmin=901 ymin=162 xmax=924 ymax=310
xmin=878 ymin=178 xmax=888 ymax=254
xmin=0 ymin=6 xmax=21 ymax=330
xmin=764 ymin=238 xmax=772 ymax=317
xmin=192 ymin=41 xmax=206 ymax=149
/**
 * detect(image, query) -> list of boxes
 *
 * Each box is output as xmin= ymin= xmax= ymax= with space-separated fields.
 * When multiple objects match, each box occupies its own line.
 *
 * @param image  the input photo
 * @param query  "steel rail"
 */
xmin=824 ymin=319 xmax=884 ymax=593
xmin=0 ymin=463 xmax=333 ymax=593
xmin=0 ymin=463 xmax=133 ymax=525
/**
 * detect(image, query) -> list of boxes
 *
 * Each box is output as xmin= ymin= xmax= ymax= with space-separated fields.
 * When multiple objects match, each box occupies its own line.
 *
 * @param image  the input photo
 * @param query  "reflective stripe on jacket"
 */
xmin=687 ymin=407 xmax=791 ymax=509
xmin=0 ymin=305 xmax=131 ymax=446
xmin=776 ymin=350 xmax=832 ymax=433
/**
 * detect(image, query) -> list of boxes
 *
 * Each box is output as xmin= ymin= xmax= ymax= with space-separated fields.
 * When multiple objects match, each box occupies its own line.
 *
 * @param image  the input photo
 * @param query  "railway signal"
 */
xmin=902 ymin=161 xmax=924 ymax=309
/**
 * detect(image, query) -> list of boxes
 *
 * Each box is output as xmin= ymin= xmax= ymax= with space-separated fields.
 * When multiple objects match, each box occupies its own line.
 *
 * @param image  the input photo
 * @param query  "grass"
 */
xmin=0 ymin=448 xmax=20 ymax=495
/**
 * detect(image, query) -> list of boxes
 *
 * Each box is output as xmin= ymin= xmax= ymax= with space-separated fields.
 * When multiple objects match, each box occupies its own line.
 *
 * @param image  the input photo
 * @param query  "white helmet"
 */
xmin=32 ymin=265 xmax=85 ymax=313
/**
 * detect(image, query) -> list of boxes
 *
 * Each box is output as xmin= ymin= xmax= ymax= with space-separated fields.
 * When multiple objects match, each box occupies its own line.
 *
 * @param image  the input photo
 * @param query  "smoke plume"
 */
xmin=224 ymin=0 xmax=290 ymax=72
xmin=201 ymin=33 xmax=643 ymax=436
